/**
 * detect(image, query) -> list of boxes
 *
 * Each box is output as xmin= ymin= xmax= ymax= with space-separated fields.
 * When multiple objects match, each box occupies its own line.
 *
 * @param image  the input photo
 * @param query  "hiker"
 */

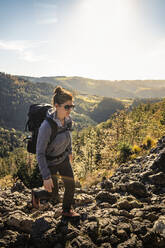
xmin=32 ymin=86 xmax=80 ymax=217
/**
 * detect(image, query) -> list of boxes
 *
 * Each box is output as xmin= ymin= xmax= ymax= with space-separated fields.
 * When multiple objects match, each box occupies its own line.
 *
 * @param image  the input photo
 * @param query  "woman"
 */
xmin=32 ymin=86 xmax=79 ymax=217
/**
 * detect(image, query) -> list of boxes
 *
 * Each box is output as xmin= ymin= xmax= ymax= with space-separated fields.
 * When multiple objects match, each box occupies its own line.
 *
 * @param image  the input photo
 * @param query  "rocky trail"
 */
xmin=1 ymin=137 xmax=165 ymax=248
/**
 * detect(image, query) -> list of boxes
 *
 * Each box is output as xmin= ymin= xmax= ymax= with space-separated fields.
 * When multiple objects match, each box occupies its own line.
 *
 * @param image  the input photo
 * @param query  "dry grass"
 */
xmin=79 ymin=167 xmax=116 ymax=189
xmin=0 ymin=175 xmax=15 ymax=189
xmin=142 ymin=135 xmax=157 ymax=149
xmin=132 ymin=144 xmax=141 ymax=154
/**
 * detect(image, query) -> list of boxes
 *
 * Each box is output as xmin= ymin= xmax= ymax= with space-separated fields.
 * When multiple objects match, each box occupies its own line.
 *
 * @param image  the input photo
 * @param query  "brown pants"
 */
xmin=35 ymin=156 xmax=75 ymax=211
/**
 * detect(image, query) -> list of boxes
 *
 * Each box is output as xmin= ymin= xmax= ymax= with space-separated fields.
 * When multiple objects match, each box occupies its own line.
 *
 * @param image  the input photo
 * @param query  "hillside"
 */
xmin=71 ymin=98 xmax=165 ymax=181
xmin=1 ymin=80 xmax=165 ymax=247
xmin=19 ymin=75 xmax=165 ymax=98
xmin=1 ymin=94 xmax=165 ymax=181
xmin=0 ymin=136 xmax=165 ymax=247
xmin=0 ymin=72 xmax=124 ymax=131
xmin=0 ymin=127 xmax=24 ymax=158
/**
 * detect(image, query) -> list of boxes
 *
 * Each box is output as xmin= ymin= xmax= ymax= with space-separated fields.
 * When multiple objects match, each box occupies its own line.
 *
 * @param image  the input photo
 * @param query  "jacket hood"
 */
xmin=47 ymin=107 xmax=54 ymax=120
xmin=46 ymin=108 xmax=72 ymax=127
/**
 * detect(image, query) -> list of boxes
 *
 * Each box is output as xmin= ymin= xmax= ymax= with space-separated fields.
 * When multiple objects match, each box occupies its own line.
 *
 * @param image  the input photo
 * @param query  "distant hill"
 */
xmin=0 ymin=72 xmax=124 ymax=131
xmin=18 ymin=75 xmax=165 ymax=98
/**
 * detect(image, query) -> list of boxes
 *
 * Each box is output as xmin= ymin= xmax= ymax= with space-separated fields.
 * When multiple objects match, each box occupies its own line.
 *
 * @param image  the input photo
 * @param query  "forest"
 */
xmin=0 ymin=72 xmax=124 ymax=130
xmin=0 ymin=72 xmax=165 ymax=189
xmin=20 ymin=74 xmax=165 ymax=98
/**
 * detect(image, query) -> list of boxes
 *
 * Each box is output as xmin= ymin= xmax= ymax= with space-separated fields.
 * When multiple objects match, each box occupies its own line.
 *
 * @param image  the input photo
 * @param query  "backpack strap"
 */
xmin=45 ymin=118 xmax=73 ymax=161
xmin=25 ymin=120 xmax=30 ymax=132
xmin=46 ymin=117 xmax=58 ymax=144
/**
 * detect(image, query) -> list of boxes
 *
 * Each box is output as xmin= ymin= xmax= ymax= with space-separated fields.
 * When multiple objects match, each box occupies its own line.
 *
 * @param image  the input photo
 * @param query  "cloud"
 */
xmin=35 ymin=3 xmax=57 ymax=9
xmin=19 ymin=50 xmax=44 ymax=62
xmin=150 ymin=39 xmax=165 ymax=57
xmin=37 ymin=18 xmax=58 ymax=24
xmin=0 ymin=40 xmax=26 ymax=52
xmin=0 ymin=40 xmax=48 ymax=62
xmin=35 ymin=2 xmax=58 ymax=25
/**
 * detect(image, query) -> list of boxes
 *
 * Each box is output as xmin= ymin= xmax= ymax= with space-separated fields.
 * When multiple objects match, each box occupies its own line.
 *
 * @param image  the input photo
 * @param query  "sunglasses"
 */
xmin=64 ymin=104 xmax=75 ymax=110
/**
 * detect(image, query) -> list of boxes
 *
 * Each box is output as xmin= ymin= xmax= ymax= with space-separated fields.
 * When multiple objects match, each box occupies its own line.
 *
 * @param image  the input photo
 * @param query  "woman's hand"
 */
xmin=68 ymin=154 xmax=73 ymax=164
xmin=43 ymin=177 xmax=54 ymax=192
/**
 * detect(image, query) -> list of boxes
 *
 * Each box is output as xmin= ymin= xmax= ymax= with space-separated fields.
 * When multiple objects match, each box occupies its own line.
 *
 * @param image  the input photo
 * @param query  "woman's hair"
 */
xmin=52 ymin=86 xmax=73 ymax=107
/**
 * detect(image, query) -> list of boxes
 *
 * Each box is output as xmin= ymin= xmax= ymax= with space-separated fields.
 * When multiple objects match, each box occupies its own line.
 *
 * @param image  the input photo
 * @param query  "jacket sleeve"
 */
xmin=67 ymin=132 xmax=72 ymax=154
xmin=36 ymin=121 xmax=52 ymax=180
xmin=67 ymin=119 xmax=72 ymax=154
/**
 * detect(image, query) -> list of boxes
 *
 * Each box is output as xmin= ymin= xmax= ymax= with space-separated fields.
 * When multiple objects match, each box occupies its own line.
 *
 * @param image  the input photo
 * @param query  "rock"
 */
xmin=117 ymin=234 xmax=143 ymax=248
xmin=118 ymin=210 xmax=134 ymax=219
xmin=140 ymin=231 xmax=157 ymax=247
xmin=117 ymin=200 xmax=132 ymax=211
xmin=140 ymin=171 xmax=152 ymax=181
xmin=31 ymin=215 xmax=54 ymax=236
xmin=153 ymin=216 xmax=165 ymax=238
xmin=130 ymin=200 xmax=143 ymax=209
xmin=1 ymin=135 xmax=165 ymax=247
xmin=118 ymin=183 xmax=127 ymax=192
xmin=0 ymin=229 xmax=30 ymax=248
xmin=131 ymin=221 xmax=148 ymax=236
xmin=126 ymin=181 xmax=148 ymax=197
xmin=116 ymin=229 xmax=128 ymax=241
xmin=85 ymin=221 xmax=99 ymax=242
xmin=98 ymin=202 xmax=112 ymax=208
xmin=144 ymin=213 xmax=158 ymax=222
xmin=150 ymin=151 xmax=165 ymax=172
xmin=53 ymin=243 xmax=63 ymax=248
xmin=149 ymin=172 xmax=165 ymax=185
xmin=10 ymin=179 xmax=27 ymax=193
xmin=96 ymin=192 xmax=117 ymax=204
xmin=100 ymin=243 xmax=112 ymax=248
xmin=101 ymin=179 xmax=113 ymax=191
xmin=75 ymin=193 xmax=94 ymax=206
xmin=0 ymin=217 xmax=4 ymax=228
xmin=71 ymin=235 xmax=97 ymax=248
xmin=118 ymin=223 xmax=132 ymax=235
xmin=6 ymin=210 xmax=34 ymax=233
xmin=109 ymin=234 xmax=119 ymax=245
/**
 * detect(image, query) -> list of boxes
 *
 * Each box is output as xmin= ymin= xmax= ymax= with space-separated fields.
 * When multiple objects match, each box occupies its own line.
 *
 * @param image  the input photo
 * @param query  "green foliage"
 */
xmin=2 ymin=72 xmax=165 ymax=186
xmin=29 ymin=164 xmax=43 ymax=188
xmin=0 ymin=73 xmax=54 ymax=130
xmin=142 ymin=136 xmax=156 ymax=150
xmin=0 ymin=127 xmax=24 ymax=157
xmin=0 ymin=146 xmax=42 ymax=189
xmin=72 ymin=98 xmax=165 ymax=180
xmin=14 ymin=161 xmax=43 ymax=189
xmin=89 ymin=97 xmax=124 ymax=123
xmin=118 ymin=142 xmax=132 ymax=163
xmin=130 ymin=98 xmax=162 ymax=110
xmin=99 ymin=119 xmax=112 ymax=129
xmin=160 ymin=111 xmax=165 ymax=125
xmin=132 ymin=144 xmax=141 ymax=154
xmin=0 ymin=72 xmax=124 ymax=131
xmin=20 ymin=74 xmax=165 ymax=98
xmin=13 ymin=159 xmax=31 ymax=187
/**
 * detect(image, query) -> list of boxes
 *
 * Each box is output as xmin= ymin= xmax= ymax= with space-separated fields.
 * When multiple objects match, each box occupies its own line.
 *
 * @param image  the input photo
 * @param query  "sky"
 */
xmin=0 ymin=0 xmax=165 ymax=80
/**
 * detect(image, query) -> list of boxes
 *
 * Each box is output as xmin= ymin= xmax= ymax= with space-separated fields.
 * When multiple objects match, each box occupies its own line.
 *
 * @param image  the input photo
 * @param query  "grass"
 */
xmin=0 ymin=175 xmax=15 ymax=189
xmin=76 ymin=94 xmax=101 ymax=103
xmin=79 ymin=168 xmax=116 ymax=189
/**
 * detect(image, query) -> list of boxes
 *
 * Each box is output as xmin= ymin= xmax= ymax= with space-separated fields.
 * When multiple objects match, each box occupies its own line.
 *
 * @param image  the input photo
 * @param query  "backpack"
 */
xmin=25 ymin=103 xmax=58 ymax=154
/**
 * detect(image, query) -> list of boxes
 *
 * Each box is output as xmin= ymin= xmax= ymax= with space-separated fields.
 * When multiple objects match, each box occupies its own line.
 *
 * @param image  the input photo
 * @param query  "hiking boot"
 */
xmin=62 ymin=209 xmax=80 ymax=218
xmin=31 ymin=190 xmax=40 ymax=209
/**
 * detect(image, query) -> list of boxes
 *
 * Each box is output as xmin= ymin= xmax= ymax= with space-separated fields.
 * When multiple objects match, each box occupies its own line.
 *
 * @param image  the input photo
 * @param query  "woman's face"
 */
xmin=55 ymin=100 xmax=74 ymax=118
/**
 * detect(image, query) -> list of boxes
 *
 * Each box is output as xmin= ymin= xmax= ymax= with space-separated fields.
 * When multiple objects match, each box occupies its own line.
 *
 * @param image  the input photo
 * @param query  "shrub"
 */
xmin=29 ymin=164 xmax=43 ymax=188
xmin=118 ymin=142 xmax=132 ymax=163
xmin=142 ymin=136 xmax=156 ymax=150
xmin=13 ymin=160 xmax=31 ymax=187
xmin=132 ymin=144 xmax=141 ymax=154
